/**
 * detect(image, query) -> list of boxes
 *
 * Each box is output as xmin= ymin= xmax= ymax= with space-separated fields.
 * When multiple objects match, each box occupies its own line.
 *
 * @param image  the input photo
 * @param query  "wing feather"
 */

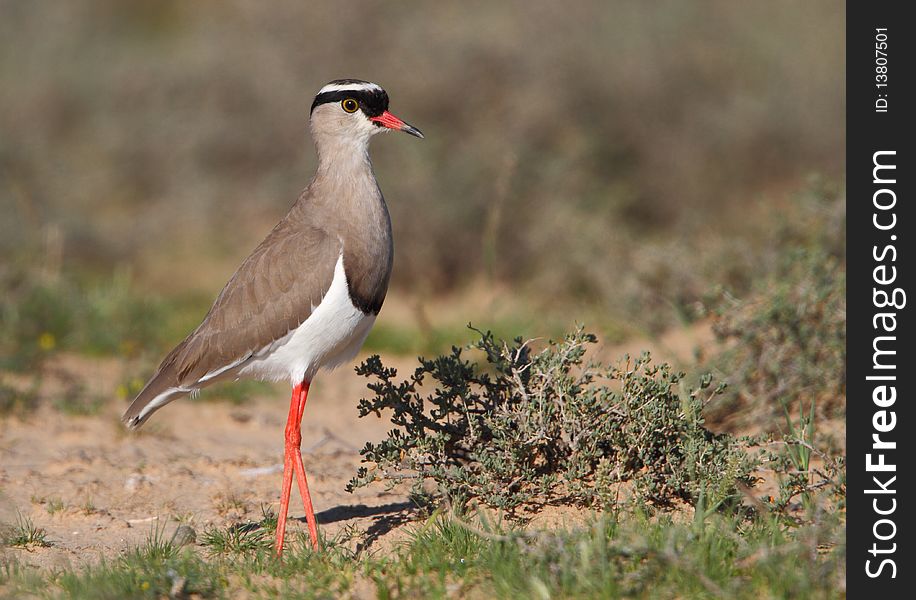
xmin=123 ymin=220 xmax=339 ymax=429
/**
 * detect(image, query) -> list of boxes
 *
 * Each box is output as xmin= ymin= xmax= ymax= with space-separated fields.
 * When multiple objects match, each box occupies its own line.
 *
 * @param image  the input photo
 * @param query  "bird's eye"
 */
xmin=341 ymin=98 xmax=359 ymax=113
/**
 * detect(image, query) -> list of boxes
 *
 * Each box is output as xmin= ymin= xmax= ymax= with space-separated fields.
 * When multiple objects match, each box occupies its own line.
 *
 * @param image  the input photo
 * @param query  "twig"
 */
xmin=762 ymin=440 xmax=832 ymax=462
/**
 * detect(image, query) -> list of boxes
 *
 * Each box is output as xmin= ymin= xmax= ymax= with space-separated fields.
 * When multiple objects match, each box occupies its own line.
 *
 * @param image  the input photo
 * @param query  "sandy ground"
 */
xmin=1 ymin=324 xmax=717 ymax=570
xmin=0 ymin=354 xmax=427 ymax=570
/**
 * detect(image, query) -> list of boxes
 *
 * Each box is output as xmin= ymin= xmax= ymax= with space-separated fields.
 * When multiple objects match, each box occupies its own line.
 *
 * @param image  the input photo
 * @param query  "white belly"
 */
xmin=238 ymin=253 xmax=376 ymax=384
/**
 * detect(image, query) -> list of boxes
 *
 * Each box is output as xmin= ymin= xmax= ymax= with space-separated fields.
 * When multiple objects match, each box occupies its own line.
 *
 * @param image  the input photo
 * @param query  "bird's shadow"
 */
xmin=297 ymin=501 xmax=418 ymax=553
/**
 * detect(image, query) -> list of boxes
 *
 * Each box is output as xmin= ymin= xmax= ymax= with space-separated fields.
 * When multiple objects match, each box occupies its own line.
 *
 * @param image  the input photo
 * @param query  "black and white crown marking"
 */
xmin=310 ymin=79 xmax=389 ymax=118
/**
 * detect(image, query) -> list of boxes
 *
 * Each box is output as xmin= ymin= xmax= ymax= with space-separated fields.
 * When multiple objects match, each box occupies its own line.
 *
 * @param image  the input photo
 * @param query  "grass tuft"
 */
xmin=3 ymin=514 xmax=52 ymax=549
xmin=200 ymin=522 xmax=272 ymax=556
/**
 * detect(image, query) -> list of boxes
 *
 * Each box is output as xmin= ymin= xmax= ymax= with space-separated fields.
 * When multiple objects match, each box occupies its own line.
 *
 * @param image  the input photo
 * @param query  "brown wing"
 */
xmin=123 ymin=221 xmax=340 ymax=428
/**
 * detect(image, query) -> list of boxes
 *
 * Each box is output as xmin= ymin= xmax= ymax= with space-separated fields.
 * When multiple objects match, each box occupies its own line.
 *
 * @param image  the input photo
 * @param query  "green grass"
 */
xmin=0 ymin=263 xmax=214 ymax=371
xmin=0 ymin=510 xmax=844 ymax=599
xmin=2 ymin=515 xmax=52 ymax=549
xmin=200 ymin=523 xmax=272 ymax=557
xmin=44 ymin=498 xmax=66 ymax=516
xmin=80 ymin=498 xmax=99 ymax=516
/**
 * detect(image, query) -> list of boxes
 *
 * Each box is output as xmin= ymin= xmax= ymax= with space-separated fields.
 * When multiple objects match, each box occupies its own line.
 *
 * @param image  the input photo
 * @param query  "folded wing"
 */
xmin=122 ymin=222 xmax=340 ymax=429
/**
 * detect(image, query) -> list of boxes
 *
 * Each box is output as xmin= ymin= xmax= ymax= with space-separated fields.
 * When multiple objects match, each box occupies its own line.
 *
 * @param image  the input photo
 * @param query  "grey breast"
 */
xmin=340 ymin=187 xmax=394 ymax=315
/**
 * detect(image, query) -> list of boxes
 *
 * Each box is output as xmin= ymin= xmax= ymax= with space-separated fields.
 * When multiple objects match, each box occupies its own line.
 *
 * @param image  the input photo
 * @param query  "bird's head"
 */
xmin=309 ymin=79 xmax=423 ymax=152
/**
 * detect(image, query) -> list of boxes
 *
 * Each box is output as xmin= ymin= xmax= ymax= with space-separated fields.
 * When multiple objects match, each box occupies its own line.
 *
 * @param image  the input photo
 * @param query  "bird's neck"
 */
xmin=305 ymin=136 xmax=386 ymax=225
xmin=308 ymin=133 xmax=383 ymax=214
xmin=313 ymin=134 xmax=373 ymax=177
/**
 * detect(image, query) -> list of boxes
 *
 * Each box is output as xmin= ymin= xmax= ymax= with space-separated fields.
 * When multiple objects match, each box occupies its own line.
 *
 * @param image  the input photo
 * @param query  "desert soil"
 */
xmin=1 ymin=324 xmax=714 ymax=570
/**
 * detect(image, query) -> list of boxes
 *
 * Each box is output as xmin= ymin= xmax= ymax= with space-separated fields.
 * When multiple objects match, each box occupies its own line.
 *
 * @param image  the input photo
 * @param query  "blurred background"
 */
xmin=1 ymin=1 xmax=844 ymax=382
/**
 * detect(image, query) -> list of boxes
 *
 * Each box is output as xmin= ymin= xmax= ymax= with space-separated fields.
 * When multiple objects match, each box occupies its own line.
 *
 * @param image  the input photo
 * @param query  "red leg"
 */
xmin=275 ymin=383 xmax=301 ymax=556
xmin=274 ymin=380 xmax=320 ymax=556
xmin=291 ymin=381 xmax=319 ymax=549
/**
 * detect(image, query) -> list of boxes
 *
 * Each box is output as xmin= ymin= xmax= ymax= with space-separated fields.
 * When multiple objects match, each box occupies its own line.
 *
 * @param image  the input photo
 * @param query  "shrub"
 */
xmin=705 ymin=180 xmax=846 ymax=425
xmin=709 ymin=247 xmax=846 ymax=424
xmin=348 ymin=327 xmax=756 ymax=513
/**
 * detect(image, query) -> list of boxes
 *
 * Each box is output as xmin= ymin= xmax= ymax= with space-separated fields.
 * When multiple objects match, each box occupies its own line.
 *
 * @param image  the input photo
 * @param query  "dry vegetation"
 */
xmin=350 ymin=329 xmax=757 ymax=513
xmin=2 ymin=1 xmax=843 ymax=329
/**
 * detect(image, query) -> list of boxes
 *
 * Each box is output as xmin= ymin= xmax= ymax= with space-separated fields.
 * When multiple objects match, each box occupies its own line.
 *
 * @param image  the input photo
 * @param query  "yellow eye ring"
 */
xmin=341 ymin=98 xmax=359 ymax=113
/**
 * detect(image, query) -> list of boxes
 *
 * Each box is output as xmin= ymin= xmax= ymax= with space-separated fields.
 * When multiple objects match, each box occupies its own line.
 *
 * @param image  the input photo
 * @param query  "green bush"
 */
xmin=348 ymin=327 xmax=756 ymax=512
xmin=709 ymin=247 xmax=846 ymax=423
xmin=704 ymin=179 xmax=846 ymax=425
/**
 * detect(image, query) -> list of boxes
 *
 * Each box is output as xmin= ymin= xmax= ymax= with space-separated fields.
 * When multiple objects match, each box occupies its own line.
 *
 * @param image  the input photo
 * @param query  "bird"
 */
xmin=122 ymin=79 xmax=423 ymax=556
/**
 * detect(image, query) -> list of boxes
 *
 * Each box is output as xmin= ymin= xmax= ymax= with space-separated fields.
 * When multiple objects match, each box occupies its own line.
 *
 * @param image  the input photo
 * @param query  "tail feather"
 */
xmin=122 ymin=360 xmax=189 ymax=430
xmin=122 ymin=329 xmax=253 ymax=429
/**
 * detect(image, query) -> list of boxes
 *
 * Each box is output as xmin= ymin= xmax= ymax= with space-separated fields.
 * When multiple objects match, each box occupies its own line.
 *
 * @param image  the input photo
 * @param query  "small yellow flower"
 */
xmin=38 ymin=332 xmax=56 ymax=351
xmin=140 ymin=581 xmax=150 ymax=591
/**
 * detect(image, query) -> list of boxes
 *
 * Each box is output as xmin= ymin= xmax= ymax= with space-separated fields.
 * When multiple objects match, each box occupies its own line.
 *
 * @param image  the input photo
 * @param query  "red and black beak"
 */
xmin=370 ymin=110 xmax=424 ymax=139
